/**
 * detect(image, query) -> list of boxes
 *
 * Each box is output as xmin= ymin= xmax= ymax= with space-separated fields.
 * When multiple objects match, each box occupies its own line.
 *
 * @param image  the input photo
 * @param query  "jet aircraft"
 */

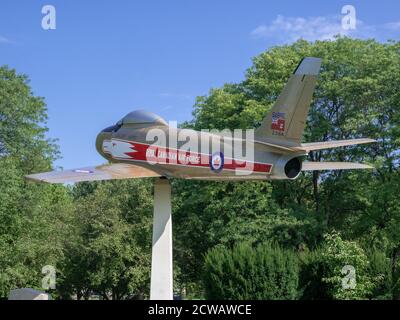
xmin=26 ymin=57 xmax=374 ymax=184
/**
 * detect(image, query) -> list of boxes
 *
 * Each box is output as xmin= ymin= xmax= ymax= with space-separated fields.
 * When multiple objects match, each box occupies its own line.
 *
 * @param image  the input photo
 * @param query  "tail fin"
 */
xmin=255 ymin=57 xmax=322 ymax=145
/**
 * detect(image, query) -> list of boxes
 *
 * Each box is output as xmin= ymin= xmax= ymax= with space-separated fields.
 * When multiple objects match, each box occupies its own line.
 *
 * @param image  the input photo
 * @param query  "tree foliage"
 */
xmin=174 ymin=37 xmax=400 ymax=299
xmin=300 ymin=232 xmax=372 ymax=300
xmin=59 ymin=180 xmax=153 ymax=300
xmin=0 ymin=66 xmax=71 ymax=297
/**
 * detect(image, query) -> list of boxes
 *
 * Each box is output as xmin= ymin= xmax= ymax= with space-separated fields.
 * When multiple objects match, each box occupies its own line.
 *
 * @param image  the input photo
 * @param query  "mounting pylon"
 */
xmin=150 ymin=178 xmax=173 ymax=300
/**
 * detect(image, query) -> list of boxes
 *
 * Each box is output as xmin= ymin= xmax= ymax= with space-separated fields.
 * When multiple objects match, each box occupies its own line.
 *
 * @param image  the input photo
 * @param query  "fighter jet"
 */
xmin=26 ymin=57 xmax=375 ymax=184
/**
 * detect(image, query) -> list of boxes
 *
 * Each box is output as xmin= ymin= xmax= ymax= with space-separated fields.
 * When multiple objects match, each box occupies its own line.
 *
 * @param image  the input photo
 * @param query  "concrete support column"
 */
xmin=150 ymin=178 xmax=173 ymax=300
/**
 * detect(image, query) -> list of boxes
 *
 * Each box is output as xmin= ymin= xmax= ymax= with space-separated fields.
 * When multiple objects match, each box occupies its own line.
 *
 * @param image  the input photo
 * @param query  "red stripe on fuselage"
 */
xmin=117 ymin=140 xmax=272 ymax=173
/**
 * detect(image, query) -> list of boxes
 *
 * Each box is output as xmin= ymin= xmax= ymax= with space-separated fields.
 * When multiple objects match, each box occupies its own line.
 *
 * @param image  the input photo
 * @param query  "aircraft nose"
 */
xmin=101 ymin=124 xmax=119 ymax=133
xmin=96 ymin=126 xmax=114 ymax=159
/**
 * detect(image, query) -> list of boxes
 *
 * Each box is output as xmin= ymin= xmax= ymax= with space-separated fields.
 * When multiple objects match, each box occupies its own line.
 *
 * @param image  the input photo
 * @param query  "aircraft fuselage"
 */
xmin=95 ymin=123 xmax=305 ymax=181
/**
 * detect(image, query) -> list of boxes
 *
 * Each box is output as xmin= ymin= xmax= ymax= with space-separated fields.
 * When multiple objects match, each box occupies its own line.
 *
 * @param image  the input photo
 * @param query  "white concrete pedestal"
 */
xmin=150 ymin=178 xmax=173 ymax=300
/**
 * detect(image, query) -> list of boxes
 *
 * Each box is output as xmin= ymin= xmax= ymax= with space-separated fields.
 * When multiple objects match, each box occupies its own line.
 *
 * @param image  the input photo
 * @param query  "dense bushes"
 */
xmin=366 ymin=249 xmax=395 ymax=300
xmin=203 ymin=242 xmax=299 ymax=300
xmin=203 ymin=233 xmax=398 ymax=300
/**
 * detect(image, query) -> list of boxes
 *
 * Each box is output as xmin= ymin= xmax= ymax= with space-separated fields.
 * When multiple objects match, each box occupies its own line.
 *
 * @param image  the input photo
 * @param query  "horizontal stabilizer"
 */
xmin=295 ymin=138 xmax=375 ymax=152
xmin=25 ymin=163 xmax=161 ymax=184
xmin=302 ymin=162 xmax=374 ymax=171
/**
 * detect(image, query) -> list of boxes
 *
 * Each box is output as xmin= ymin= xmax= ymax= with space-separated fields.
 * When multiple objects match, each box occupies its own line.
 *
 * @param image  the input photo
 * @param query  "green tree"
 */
xmin=366 ymin=248 xmax=393 ymax=299
xmin=0 ymin=66 xmax=58 ymax=170
xmin=300 ymin=232 xmax=373 ymax=300
xmin=0 ymin=66 xmax=72 ymax=298
xmin=175 ymin=38 xmax=400 ymax=299
xmin=173 ymin=179 xmax=313 ymax=296
xmin=59 ymin=179 xmax=153 ymax=299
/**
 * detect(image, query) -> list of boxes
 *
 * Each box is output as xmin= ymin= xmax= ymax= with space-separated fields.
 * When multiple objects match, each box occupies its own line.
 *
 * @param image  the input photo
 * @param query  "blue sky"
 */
xmin=1 ymin=0 xmax=399 ymax=169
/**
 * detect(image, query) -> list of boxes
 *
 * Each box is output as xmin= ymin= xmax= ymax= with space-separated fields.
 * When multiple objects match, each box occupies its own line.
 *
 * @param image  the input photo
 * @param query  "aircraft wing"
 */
xmin=25 ymin=163 xmax=161 ymax=184
xmin=294 ymin=138 xmax=375 ymax=152
xmin=302 ymin=161 xmax=374 ymax=171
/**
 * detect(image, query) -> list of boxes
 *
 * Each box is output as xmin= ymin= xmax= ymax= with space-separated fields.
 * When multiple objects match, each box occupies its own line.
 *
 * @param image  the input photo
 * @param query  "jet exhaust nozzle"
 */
xmin=270 ymin=154 xmax=303 ymax=180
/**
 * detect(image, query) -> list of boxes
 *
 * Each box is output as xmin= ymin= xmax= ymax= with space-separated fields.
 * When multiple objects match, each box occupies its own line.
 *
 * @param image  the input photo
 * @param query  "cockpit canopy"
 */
xmin=119 ymin=110 xmax=168 ymax=126
xmin=101 ymin=110 xmax=168 ymax=134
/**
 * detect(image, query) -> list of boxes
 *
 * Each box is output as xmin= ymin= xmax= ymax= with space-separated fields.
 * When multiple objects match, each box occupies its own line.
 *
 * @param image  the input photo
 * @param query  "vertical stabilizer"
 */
xmin=255 ymin=57 xmax=322 ymax=146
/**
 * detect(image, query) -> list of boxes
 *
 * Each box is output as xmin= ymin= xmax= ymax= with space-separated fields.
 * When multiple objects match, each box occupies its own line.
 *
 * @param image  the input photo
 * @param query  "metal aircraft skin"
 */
xmin=26 ymin=57 xmax=375 ymax=184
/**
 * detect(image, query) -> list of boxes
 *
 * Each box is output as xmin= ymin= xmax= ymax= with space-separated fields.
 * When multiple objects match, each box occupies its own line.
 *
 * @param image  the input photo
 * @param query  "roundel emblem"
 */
xmin=210 ymin=152 xmax=224 ymax=172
